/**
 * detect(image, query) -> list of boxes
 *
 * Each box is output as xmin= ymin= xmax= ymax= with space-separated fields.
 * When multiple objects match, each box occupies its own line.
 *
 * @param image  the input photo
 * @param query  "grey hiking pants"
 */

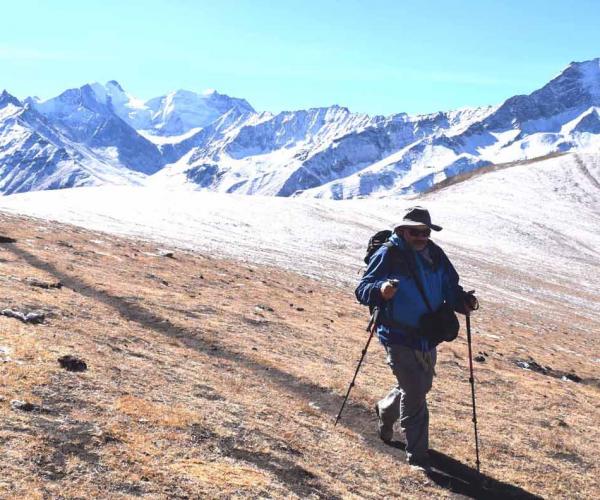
xmin=377 ymin=344 xmax=437 ymax=461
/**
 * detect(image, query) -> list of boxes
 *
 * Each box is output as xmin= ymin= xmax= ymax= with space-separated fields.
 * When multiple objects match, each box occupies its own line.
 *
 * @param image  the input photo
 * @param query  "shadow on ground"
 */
xmin=4 ymin=240 xmax=542 ymax=499
xmin=386 ymin=440 xmax=542 ymax=500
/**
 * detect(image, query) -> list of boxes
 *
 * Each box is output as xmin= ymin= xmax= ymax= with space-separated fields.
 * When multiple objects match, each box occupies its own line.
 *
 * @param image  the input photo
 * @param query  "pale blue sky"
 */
xmin=1 ymin=0 xmax=599 ymax=115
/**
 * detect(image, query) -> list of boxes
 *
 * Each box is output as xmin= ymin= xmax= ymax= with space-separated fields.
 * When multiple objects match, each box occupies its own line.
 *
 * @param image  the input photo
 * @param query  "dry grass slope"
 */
xmin=0 ymin=212 xmax=598 ymax=499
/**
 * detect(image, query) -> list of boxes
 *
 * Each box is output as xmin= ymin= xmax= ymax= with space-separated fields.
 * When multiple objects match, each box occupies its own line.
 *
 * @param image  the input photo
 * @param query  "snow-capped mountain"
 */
xmin=92 ymin=80 xmax=255 ymax=137
xmin=148 ymin=57 xmax=600 ymax=199
xmin=28 ymin=83 xmax=164 ymax=174
xmin=0 ymin=91 xmax=144 ymax=194
xmin=1 ymin=57 xmax=600 ymax=197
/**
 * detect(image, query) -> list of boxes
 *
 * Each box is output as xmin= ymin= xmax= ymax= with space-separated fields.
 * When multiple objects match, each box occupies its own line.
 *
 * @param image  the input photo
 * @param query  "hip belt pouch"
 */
xmin=419 ymin=303 xmax=459 ymax=344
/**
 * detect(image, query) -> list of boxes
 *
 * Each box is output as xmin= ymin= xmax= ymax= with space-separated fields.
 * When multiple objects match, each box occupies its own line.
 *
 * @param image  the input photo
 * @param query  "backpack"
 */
xmin=363 ymin=230 xmax=393 ymax=264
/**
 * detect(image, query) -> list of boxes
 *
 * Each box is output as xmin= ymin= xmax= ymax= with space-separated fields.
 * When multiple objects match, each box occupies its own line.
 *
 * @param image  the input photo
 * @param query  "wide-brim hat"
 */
xmin=395 ymin=206 xmax=442 ymax=231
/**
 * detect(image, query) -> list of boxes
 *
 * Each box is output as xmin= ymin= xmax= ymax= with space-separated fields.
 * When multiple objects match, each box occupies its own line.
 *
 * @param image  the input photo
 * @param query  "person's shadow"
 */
xmin=389 ymin=440 xmax=542 ymax=500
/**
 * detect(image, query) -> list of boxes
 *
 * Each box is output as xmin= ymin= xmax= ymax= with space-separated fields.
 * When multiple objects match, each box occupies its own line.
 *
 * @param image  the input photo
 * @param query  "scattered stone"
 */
xmin=0 ymin=345 xmax=12 ymax=363
xmin=1 ymin=308 xmax=46 ymax=324
xmin=25 ymin=277 xmax=63 ymax=289
xmin=145 ymin=274 xmax=169 ymax=286
xmin=256 ymin=304 xmax=274 ymax=312
xmin=515 ymin=360 xmax=550 ymax=374
xmin=474 ymin=355 xmax=486 ymax=363
xmin=515 ymin=358 xmax=584 ymax=384
xmin=296 ymin=307 xmax=305 ymax=312
xmin=58 ymin=355 xmax=88 ymax=372
xmin=158 ymin=250 xmax=175 ymax=258
xmin=10 ymin=400 xmax=51 ymax=413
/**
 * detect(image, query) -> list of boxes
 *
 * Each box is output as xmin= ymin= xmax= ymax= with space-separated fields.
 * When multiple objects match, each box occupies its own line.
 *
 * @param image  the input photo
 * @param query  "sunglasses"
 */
xmin=406 ymin=227 xmax=431 ymax=238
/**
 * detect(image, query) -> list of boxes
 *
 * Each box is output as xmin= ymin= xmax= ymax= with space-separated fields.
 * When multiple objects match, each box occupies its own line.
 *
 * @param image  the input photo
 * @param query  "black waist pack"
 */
xmin=418 ymin=303 xmax=460 ymax=344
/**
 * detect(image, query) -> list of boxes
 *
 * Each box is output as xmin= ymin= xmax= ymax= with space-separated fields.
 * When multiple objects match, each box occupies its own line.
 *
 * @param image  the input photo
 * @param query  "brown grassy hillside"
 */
xmin=0 ymin=212 xmax=598 ymax=499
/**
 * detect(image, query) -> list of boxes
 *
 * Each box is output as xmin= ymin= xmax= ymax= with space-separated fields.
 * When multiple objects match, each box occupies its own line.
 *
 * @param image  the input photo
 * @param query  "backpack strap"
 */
xmin=385 ymin=242 xmax=433 ymax=312
xmin=406 ymin=257 xmax=433 ymax=312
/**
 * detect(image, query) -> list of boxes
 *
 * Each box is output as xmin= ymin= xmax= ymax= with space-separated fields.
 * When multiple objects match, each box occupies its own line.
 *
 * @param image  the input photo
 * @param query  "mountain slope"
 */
xmin=0 ymin=155 xmax=598 ymax=497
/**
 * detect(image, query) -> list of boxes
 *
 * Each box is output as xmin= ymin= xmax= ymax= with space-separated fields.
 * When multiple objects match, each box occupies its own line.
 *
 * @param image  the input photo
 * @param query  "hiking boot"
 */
xmin=375 ymin=404 xmax=393 ymax=443
xmin=407 ymin=453 xmax=431 ymax=473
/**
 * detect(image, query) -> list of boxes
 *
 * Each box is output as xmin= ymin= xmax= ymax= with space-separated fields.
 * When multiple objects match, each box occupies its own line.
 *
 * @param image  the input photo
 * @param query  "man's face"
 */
xmin=400 ymin=225 xmax=430 ymax=251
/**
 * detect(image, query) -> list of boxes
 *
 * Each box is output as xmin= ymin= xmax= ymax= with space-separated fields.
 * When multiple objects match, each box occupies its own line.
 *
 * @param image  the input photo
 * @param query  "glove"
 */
xmin=463 ymin=290 xmax=479 ymax=311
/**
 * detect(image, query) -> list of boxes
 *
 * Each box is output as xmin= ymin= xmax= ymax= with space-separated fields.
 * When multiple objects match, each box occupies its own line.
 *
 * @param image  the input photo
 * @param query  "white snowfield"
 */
xmin=0 ymin=151 xmax=598 ymax=327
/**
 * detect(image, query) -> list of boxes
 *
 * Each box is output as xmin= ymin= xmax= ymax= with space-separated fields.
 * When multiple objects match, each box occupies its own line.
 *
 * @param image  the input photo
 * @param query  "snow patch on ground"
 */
xmin=0 ymin=152 xmax=598 ymax=323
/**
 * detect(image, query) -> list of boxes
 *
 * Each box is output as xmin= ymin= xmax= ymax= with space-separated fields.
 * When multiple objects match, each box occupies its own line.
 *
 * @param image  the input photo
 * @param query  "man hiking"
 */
xmin=355 ymin=206 xmax=477 ymax=471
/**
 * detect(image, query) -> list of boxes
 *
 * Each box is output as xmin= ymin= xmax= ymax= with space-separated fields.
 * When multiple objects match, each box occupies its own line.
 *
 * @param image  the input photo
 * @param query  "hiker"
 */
xmin=355 ymin=206 xmax=477 ymax=470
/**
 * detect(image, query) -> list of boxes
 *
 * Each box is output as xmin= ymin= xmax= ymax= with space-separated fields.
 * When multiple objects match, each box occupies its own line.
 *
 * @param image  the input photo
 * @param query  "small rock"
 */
xmin=145 ymin=274 xmax=169 ymax=286
xmin=1 ymin=309 xmax=45 ymax=324
xmin=0 ymin=236 xmax=17 ymax=244
xmin=58 ymin=355 xmax=87 ymax=372
xmin=255 ymin=304 xmax=274 ymax=312
xmin=474 ymin=355 xmax=486 ymax=363
xmin=25 ymin=277 xmax=63 ymax=290
xmin=158 ymin=250 xmax=175 ymax=258
xmin=308 ymin=402 xmax=321 ymax=410
xmin=11 ymin=400 xmax=38 ymax=412
xmin=295 ymin=307 xmax=305 ymax=312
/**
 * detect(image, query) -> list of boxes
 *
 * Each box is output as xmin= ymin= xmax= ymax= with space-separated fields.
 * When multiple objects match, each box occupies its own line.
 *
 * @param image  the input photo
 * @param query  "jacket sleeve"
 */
xmin=355 ymin=248 xmax=390 ymax=308
xmin=441 ymin=252 xmax=469 ymax=314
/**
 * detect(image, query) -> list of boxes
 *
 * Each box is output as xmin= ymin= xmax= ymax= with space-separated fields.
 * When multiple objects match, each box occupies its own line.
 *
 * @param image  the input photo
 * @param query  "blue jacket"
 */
xmin=355 ymin=233 xmax=466 ymax=351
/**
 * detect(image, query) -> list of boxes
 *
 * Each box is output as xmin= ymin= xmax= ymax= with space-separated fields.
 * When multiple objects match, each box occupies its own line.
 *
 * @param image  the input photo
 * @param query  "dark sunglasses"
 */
xmin=407 ymin=227 xmax=431 ymax=238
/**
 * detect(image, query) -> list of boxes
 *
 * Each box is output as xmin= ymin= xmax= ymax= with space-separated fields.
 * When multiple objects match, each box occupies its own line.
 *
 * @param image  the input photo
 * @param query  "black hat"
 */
xmin=396 ymin=206 xmax=442 ymax=231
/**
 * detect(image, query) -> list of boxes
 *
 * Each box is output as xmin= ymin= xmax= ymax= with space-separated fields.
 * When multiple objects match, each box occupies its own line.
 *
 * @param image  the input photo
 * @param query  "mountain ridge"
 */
xmin=1 ymin=57 xmax=599 ymax=196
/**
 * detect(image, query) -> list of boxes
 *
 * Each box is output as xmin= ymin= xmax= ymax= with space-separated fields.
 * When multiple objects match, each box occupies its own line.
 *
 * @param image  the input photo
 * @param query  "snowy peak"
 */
xmin=65 ymin=82 xmax=258 ymax=137
xmin=569 ymin=57 xmax=600 ymax=99
xmin=0 ymin=90 xmax=22 ymax=110
xmin=543 ymin=57 xmax=600 ymax=105
xmin=106 ymin=80 xmax=125 ymax=92
xmin=144 ymin=88 xmax=255 ymax=136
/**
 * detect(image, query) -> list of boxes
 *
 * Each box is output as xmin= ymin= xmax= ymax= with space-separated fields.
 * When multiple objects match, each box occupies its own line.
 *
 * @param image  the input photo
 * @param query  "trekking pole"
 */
xmin=334 ymin=307 xmax=380 ymax=426
xmin=465 ymin=307 xmax=481 ymax=474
